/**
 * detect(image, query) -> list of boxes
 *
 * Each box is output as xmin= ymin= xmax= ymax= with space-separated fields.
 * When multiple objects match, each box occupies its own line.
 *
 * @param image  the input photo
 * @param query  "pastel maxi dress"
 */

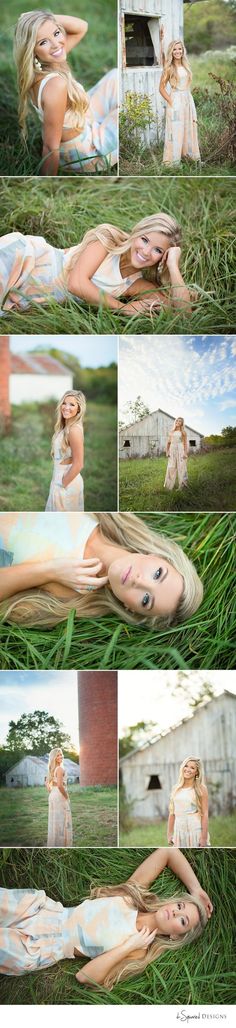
xmin=45 ymin=429 xmax=84 ymax=512
xmin=0 ymin=512 xmax=98 ymax=576
xmin=170 ymin=787 xmax=210 ymax=847
xmin=0 ymin=890 xmax=138 ymax=975
xmin=164 ymin=430 xmax=188 ymax=490
xmin=0 ymin=235 xmax=143 ymax=316
xmin=163 ymin=66 xmax=200 ymax=165
xmin=31 ymin=69 xmax=118 ymax=173
xmin=47 ymin=766 xmax=73 ymax=848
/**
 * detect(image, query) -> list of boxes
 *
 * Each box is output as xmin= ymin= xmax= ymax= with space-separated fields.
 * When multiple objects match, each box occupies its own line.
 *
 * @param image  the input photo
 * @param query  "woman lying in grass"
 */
xmin=0 ymin=214 xmax=191 ymax=318
xmin=0 ymin=848 xmax=212 ymax=985
xmin=14 ymin=10 xmax=118 ymax=174
xmin=0 ymin=511 xmax=203 ymax=629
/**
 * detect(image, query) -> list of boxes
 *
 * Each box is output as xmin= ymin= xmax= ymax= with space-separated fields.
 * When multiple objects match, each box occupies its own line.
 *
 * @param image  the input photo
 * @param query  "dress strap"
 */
xmin=37 ymin=73 xmax=61 ymax=111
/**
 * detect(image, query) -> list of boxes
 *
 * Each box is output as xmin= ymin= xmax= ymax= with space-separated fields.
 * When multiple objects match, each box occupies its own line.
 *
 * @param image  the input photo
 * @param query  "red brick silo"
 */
xmin=78 ymin=671 xmax=117 ymax=786
xmin=0 ymin=337 xmax=11 ymax=430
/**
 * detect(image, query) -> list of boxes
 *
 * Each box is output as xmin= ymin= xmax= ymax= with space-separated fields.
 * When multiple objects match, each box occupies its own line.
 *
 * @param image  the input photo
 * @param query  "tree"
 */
xmin=123 ymin=396 xmax=150 ymax=425
xmin=119 ymin=721 xmax=157 ymax=758
xmin=6 ymin=711 xmax=72 ymax=755
xmin=172 ymin=671 xmax=216 ymax=710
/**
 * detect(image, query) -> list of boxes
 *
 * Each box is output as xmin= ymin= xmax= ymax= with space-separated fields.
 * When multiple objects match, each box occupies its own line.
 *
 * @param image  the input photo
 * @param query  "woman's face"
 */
xmin=130 ymin=232 xmax=171 ymax=270
xmin=55 ymin=751 xmax=63 ymax=765
xmin=61 ymin=396 xmax=79 ymax=420
xmin=34 ymin=19 xmax=66 ymax=64
xmin=175 ymin=419 xmax=183 ymax=430
xmin=108 ymin=553 xmax=184 ymax=618
xmin=172 ymin=43 xmax=184 ymax=61
xmin=155 ymin=900 xmax=199 ymax=938
xmin=183 ymin=760 xmax=198 ymax=780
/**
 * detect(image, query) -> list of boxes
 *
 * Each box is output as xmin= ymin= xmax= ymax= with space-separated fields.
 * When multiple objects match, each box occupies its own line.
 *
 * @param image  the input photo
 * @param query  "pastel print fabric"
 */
xmin=59 ymin=70 xmax=118 ymax=173
xmin=47 ymin=769 xmax=73 ymax=848
xmin=163 ymin=81 xmax=200 ymax=165
xmin=164 ymin=432 xmax=188 ymax=490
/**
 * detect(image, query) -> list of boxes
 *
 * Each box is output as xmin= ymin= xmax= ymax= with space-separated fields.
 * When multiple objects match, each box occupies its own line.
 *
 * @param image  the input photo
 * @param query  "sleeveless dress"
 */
xmin=0 ymin=890 xmax=138 ymax=975
xmin=170 ymin=787 xmax=210 ymax=847
xmin=47 ymin=766 xmax=73 ymax=848
xmin=0 ymin=512 xmax=98 ymax=589
xmin=45 ymin=428 xmax=84 ymax=512
xmin=31 ymin=69 xmax=118 ymax=173
xmin=164 ymin=430 xmax=188 ymax=490
xmin=0 ymin=236 xmax=142 ymax=315
xmin=163 ymin=66 xmax=200 ymax=165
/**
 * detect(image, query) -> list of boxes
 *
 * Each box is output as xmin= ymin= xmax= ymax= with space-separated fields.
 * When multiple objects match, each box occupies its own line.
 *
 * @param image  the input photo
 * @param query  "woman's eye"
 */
xmin=141 ymin=236 xmax=148 ymax=243
xmin=153 ymin=568 xmax=162 ymax=579
xmin=142 ymin=592 xmax=150 ymax=608
xmin=154 ymin=247 xmax=162 ymax=254
xmin=54 ymin=29 xmax=60 ymax=36
xmin=181 ymin=917 xmax=186 ymax=927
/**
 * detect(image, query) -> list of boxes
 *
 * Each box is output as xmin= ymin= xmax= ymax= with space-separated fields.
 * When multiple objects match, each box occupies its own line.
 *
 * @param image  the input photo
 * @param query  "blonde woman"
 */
xmin=164 ymin=417 xmax=188 ymax=491
xmin=45 ymin=747 xmax=73 ymax=847
xmin=46 ymin=390 xmax=86 ymax=512
xmin=0 ymin=214 xmax=192 ymax=319
xmin=159 ymin=37 xmax=200 ymax=166
xmin=14 ymin=11 xmax=118 ymax=175
xmin=0 ymin=848 xmax=213 ymax=983
xmin=0 ymin=511 xmax=203 ymax=629
xmin=168 ymin=758 xmax=210 ymax=848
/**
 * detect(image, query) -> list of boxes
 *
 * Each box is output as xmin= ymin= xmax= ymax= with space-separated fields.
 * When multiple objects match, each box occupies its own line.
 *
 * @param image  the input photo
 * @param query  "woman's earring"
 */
xmin=34 ymin=56 xmax=42 ymax=70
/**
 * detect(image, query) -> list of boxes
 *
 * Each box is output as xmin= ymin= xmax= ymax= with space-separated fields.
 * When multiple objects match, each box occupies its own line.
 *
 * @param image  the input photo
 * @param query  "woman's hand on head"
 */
xmin=124 ymin=297 xmax=161 ymax=316
xmin=164 ymin=246 xmax=181 ymax=270
xmin=192 ymin=887 xmax=213 ymax=919
xmin=48 ymin=557 xmax=109 ymax=592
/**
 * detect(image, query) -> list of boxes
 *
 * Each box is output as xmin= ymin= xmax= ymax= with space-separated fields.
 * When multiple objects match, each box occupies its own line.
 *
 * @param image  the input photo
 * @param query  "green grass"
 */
xmin=0 ymin=513 xmax=235 ymax=671
xmin=0 ymin=0 xmax=117 ymax=176
xmin=119 ymin=451 xmax=236 ymax=512
xmin=0 ymin=401 xmax=117 ymax=511
xmin=0 ymin=785 xmax=117 ymax=847
xmin=119 ymin=50 xmax=236 ymax=177
xmin=119 ymin=814 xmax=236 ymax=849
xmin=0 ymin=846 xmax=235 ymax=1004
xmin=0 ymin=176 xmax=235 ymax=335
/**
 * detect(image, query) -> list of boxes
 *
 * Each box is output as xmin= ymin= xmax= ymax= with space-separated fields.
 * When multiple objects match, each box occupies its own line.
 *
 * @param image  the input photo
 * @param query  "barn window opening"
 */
xmin=124 ymin=15 xmax=159 ymax=68
xmin=147 ymin=774 xmax=162 ymax=790
xmin=189 ymin=440 xmax=196 ymax=447
xmin=123 ymin=439 xmax=131 ymax=447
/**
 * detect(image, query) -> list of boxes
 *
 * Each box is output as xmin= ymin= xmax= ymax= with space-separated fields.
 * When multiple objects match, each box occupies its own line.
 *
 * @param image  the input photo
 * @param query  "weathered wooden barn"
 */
xmin=119 ymin=407 xmax=203 ymax=459
xmin=10 ymin=352 xmax=73 ymax=404
xmin=6 ymin=755 xmax=80 ymax=787
xmin=120 ymin=690 xmax=236 ymax=818
xmin=120 ymin=1 xmax=184 ymax=143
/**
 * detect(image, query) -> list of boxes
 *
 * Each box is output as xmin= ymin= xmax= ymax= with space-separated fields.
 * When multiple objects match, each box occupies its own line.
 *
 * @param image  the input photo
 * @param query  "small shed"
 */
xmin=10 ymin=352 xmax=73 ymax=404
xmin=120 ymin=690 xmax=236 ymax=818
xmin=119 ymin=407 xmax=203 ymax=459
xmin=120 ymin=1 xmax=184 ymax=143
xmin=6 ymin=755 xmax=80 ymax=787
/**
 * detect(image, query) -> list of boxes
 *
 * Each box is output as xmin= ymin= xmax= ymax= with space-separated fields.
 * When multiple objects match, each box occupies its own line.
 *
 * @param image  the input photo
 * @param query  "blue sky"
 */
xmin=11 ymin=336 xmax=117 ymax=368
xmin=0 ymin=671 xmax=79 ymax=750
xmin=119 ymin=336 xmax=236 ymax=435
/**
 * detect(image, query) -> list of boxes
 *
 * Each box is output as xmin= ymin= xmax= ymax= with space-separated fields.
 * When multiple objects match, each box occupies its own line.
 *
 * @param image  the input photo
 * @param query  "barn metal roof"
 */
xmin=11 ymin=353 xmax=70 ymax=376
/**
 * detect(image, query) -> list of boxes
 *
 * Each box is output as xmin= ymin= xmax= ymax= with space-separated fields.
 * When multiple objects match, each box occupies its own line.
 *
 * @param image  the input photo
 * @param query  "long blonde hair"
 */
xmin=0 ymin=513 xmax=203 ymax=629
xmin=170 ymin=417 xmax=187 ymax=445
xmin=170 ymin=757 xmax=205 ymax=815
xmin=162 ymin=40 xmax=192 ymax=90
xmin=47 ymin=746 xmax=63 ymax=786
xmin=66 ymin=214 xmax=181 ymax=288
xmin=51 ymin=390 xmax=86 ymax=457
xmin=87 ymin=880 xmax=207 ymax=989
xmin=14 ymin=10 xmax=89 ymax=139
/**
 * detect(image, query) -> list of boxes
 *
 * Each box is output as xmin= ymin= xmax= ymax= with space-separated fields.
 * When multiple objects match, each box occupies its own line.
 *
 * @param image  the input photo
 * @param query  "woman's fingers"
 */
xmin=77 ymin=575 xmax=109 ymax=589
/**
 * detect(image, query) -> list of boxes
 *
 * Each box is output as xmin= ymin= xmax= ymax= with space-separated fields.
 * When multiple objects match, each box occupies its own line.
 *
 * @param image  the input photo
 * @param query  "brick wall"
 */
xmin=78 ymin=671 xmax=117 ymax=786
xmin=0 ymin=336 xmax=11 ymax=425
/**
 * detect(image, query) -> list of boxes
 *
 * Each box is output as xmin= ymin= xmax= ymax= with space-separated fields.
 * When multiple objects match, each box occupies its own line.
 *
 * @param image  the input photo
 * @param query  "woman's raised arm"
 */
xmin=55 ymin=15 xmax=88 ymax=53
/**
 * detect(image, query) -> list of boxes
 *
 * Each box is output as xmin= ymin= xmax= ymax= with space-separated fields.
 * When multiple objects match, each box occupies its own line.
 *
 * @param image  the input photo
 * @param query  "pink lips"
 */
xmin=121 ymin=565 xmax=132 ymax=585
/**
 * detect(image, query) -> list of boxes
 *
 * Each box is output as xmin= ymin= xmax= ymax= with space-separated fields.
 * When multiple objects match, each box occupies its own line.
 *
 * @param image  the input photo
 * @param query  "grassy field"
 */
xmin=119 ymin=49 xmax=236 ymax=177
xmin=0 ymin=846 xmax=235 ymax=1005
xmin=0 ymin=177 xmax=235 ymax=336
xmin=0 ymin=784 xmax=117 ymax=848
xmin=119 ymin=450 xmax=236 ymax=512
xmin=0 ymin=0 xmax=117 ymax=176
xmin=0 ymin=400 xmax=117 ymax=511
xmin=0 ymin=513 xmax=234 ymax=671
xmin=119 ymin=814 xmax=236 ymax=849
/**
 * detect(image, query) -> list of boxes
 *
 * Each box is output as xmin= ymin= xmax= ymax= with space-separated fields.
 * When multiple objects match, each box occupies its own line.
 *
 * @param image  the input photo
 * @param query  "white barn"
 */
xmin=10 ymin=352 xmax=73 ymax=404
xmin=6 ymin=755 xmax=80 ymax=787
xmin=120 ymin=1 xmax=184 ymax=143
xmin=119 ymin=407 xmax=203 ymax=459
xmin=120 ymin=690 xmax=236 ymax=819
